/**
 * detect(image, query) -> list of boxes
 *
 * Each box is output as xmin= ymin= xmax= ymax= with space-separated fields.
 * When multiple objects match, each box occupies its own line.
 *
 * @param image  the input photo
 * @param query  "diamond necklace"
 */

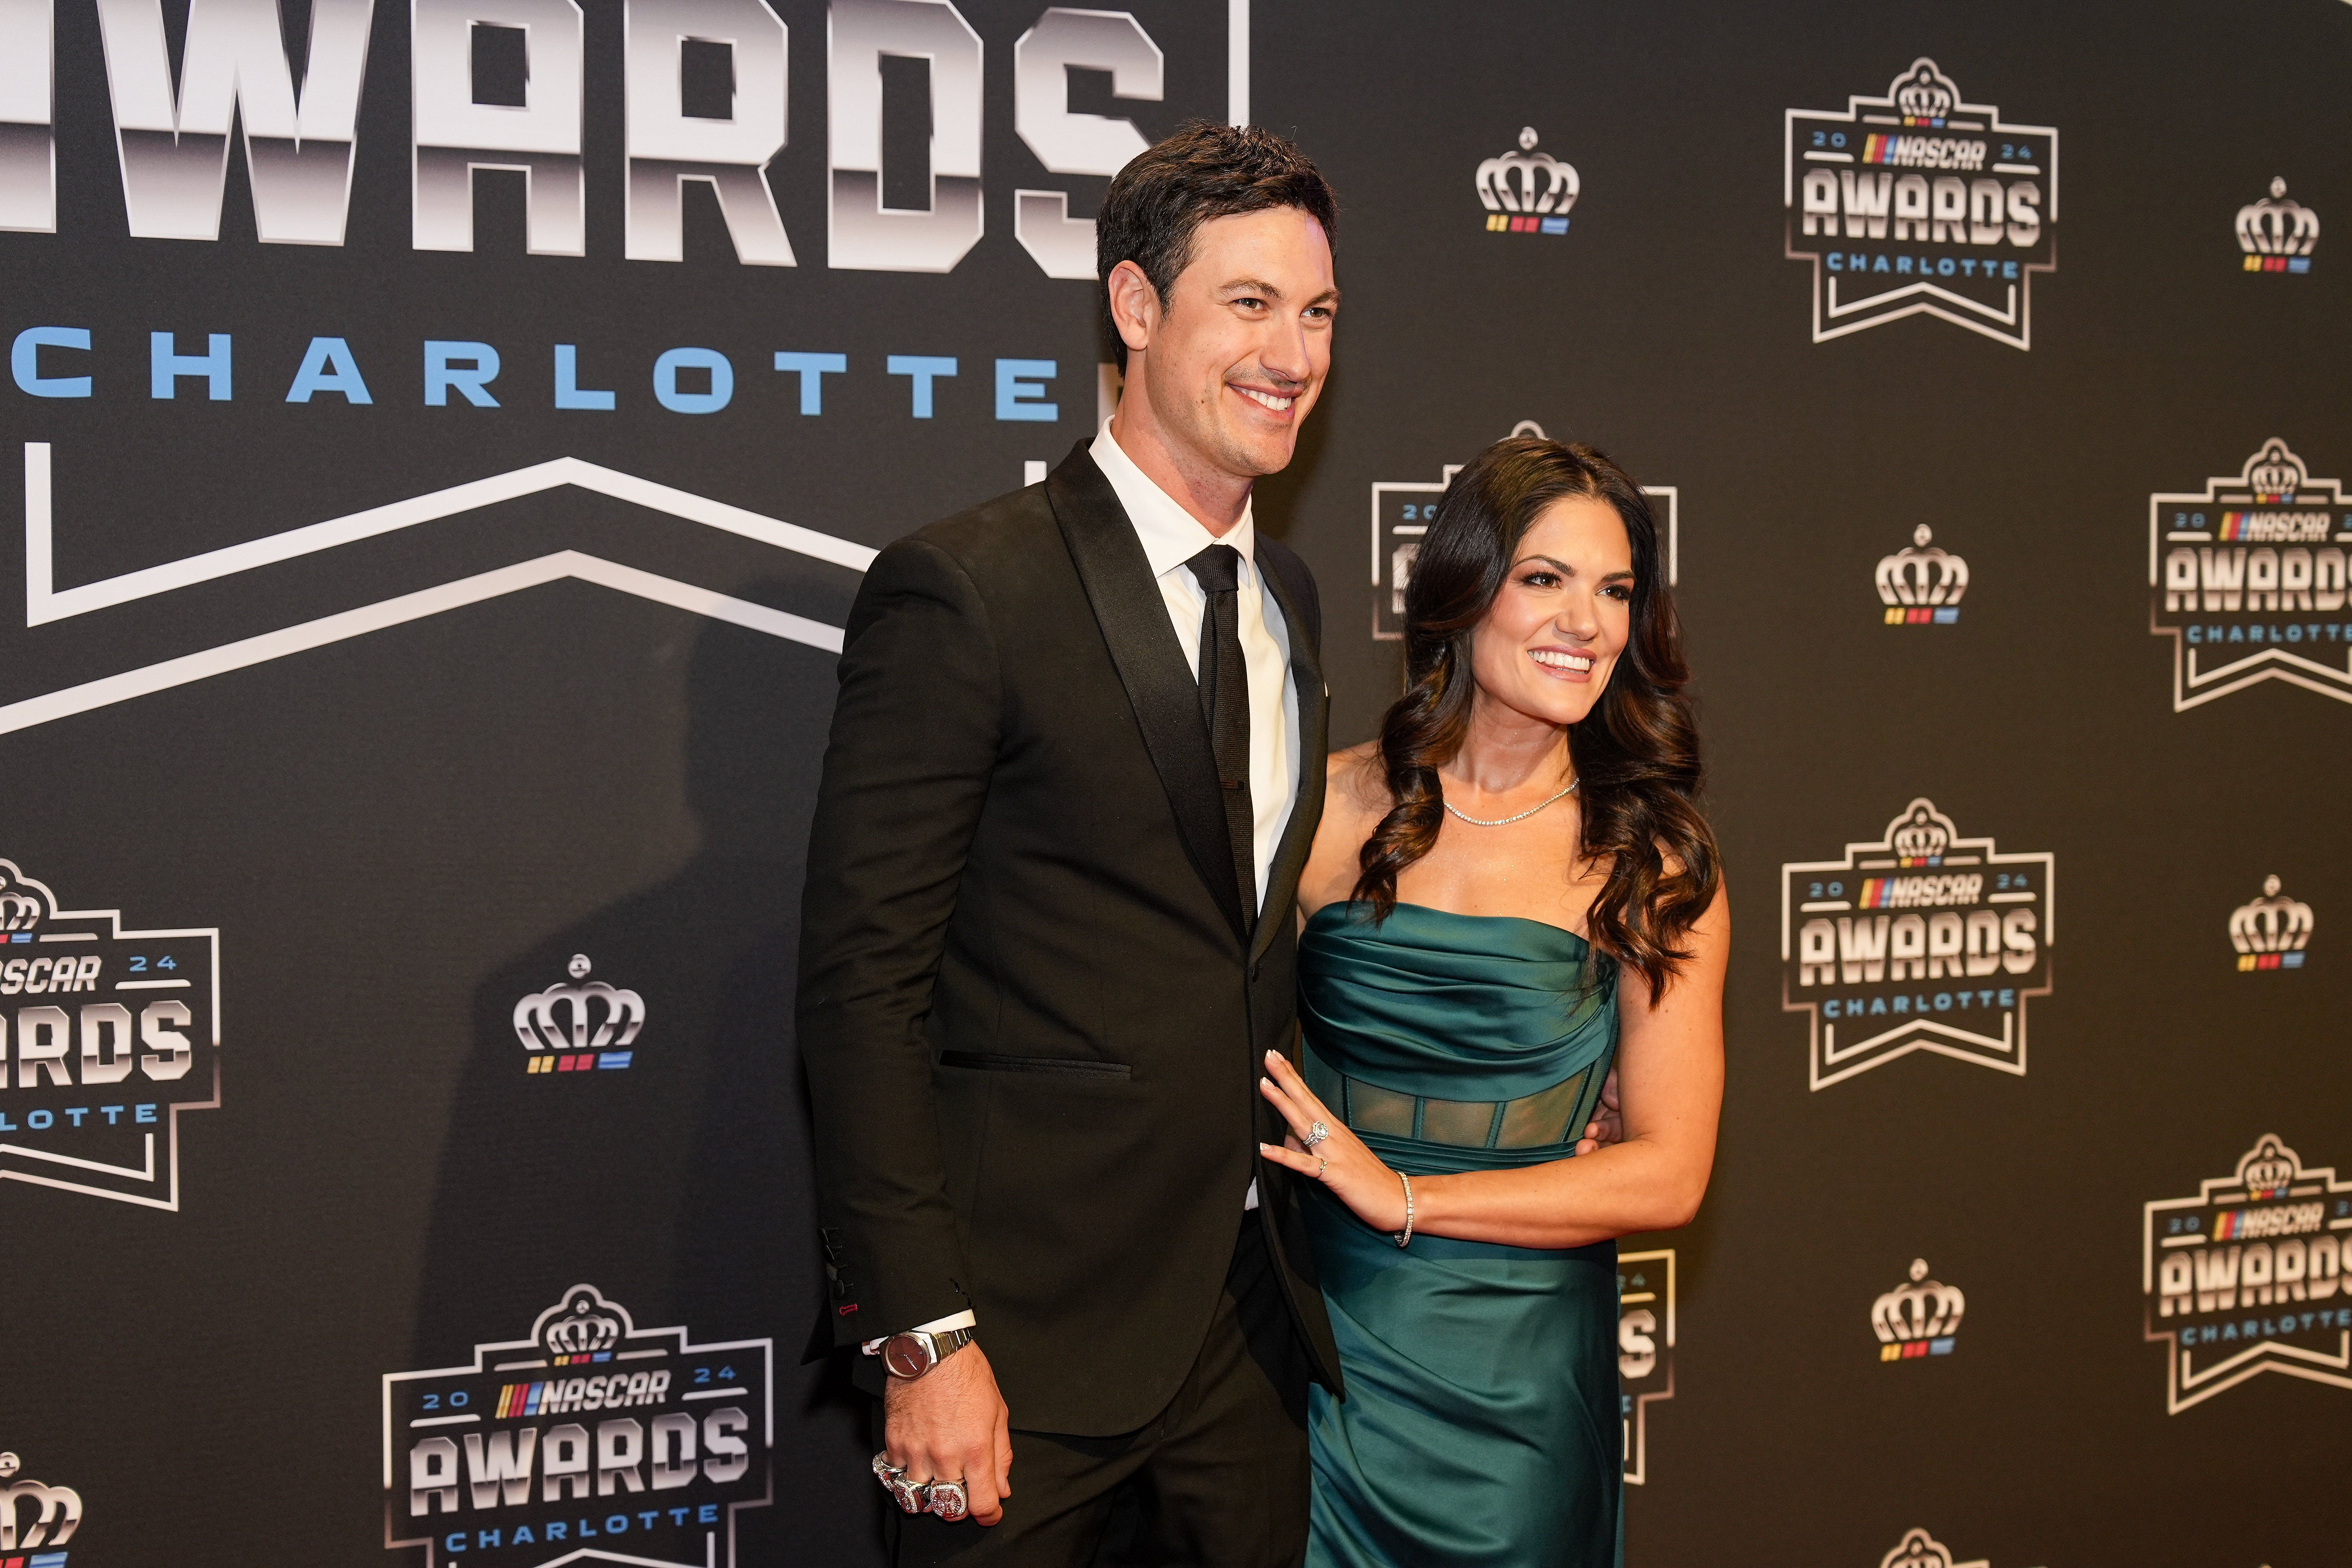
xmin=1441 ymin=778 xmax=1579 ymax=828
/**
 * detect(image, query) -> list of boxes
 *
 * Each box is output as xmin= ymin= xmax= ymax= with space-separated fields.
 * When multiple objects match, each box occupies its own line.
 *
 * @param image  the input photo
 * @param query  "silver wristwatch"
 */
xmin=879 ymin=1325 xmax=976 ymax=1379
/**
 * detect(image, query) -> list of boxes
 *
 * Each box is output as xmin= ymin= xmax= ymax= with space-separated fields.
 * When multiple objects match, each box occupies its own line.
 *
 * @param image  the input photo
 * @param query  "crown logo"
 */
xmin=2230 ymin=876 xmax=2314 ymax=955
xmin=0 ymin=1451 xmax=83 ymax=1551
xmin=537 ymin=1286 xmax=627 ymax=1359
xmin=1875 ymin=525 xmax=1970 ymax=608
xmin=1476 ymin=127 xmax=1580 ymax=216
xmin=1889 ymin=59 xmax=1960 ymax=122
xmin=514 ymin=955 xmax=646 ymax=1056
xmin=1872 ymin=1258 xmax=1966 ymax=1343
xmin=2237 ymin=1136 xmax=2300 ymax=1194
xmin=1885 ymin=800 xmax=1954 ymax=860
xmin=2236 ymin=178 xmax=2319 ymax=258
xmin=1879 ymin=1530 xmax=1960 ymax=1568
xmin=0 ymin=864 xmax=51 ymax=933
xmin=2240 ymin=438 xmax=2309 ymax=497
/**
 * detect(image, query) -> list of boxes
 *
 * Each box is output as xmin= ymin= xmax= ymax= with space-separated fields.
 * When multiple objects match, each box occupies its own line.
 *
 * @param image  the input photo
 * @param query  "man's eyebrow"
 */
xmin=1216 ymin=277 xmax=1341 ymax=308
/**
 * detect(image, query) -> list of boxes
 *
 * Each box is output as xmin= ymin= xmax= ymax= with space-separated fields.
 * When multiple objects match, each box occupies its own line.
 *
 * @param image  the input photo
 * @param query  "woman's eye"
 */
xmin=1602 ymin=584 xmax=1633 ymax=601
xmin=1520 ymin=572 xmax=1559 ymax=588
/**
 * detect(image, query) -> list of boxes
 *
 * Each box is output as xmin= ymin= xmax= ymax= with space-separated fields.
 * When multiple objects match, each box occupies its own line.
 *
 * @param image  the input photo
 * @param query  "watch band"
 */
xmin=881 ymin=1324 xmax=976 ymax=1378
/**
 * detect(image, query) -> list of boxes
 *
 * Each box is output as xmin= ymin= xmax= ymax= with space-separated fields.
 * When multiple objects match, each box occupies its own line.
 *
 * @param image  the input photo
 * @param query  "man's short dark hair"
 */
xmin=1096 ymin=120 xmax=1338 ymax=371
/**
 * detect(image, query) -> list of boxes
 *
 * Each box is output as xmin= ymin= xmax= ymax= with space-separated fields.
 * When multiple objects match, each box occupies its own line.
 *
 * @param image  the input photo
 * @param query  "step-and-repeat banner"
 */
xmin=2 ymin=3 xmax=2343 ymax=1564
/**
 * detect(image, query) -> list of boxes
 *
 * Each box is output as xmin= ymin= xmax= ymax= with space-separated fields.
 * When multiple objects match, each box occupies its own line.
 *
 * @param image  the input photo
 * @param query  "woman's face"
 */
xmin=1467 ymin=494 xmax=1636 ymax=730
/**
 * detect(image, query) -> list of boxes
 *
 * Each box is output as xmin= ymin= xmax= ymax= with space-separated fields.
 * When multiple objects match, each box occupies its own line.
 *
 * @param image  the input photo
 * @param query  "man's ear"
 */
xmin=1105 ymin=260 xmax=1159 ymax=359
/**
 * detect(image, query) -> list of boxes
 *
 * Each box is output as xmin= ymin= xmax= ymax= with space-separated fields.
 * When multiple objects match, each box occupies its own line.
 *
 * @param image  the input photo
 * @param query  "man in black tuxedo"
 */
xmin=798 ymin=123 xmax=1341 ymax=1564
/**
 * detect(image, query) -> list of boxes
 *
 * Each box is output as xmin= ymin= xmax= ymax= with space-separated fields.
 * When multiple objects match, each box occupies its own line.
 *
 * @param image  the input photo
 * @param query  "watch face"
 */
xmin=883 ymin=1336 xmax=931 ymax=1378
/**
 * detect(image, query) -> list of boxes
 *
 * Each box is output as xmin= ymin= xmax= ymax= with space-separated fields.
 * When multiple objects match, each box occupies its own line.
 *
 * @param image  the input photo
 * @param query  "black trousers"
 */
xmin=887 ymin=1217 xmax=1312 ymax=1568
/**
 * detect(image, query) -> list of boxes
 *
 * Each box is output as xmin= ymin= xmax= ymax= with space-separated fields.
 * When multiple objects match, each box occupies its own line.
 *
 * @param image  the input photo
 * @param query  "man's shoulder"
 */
xmin=1254 ymin=531 xmax=1322 ymax=646
xmin=886 ymin=479 xmax=1071 ymax=589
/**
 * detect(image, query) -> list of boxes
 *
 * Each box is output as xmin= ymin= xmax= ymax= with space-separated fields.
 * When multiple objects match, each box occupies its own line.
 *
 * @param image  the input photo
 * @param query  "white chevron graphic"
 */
xmin=6 ymin=443 xmax=877 ymax=736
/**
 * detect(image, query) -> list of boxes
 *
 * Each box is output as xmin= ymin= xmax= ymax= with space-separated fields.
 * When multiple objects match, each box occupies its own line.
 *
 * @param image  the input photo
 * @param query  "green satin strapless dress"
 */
xmin=1298 ymin=902 xmax=1622 ymax=1568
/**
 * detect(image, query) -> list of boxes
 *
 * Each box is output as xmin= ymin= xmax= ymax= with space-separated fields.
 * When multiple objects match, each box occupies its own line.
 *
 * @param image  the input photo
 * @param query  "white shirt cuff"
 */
xmin=860 ymin=1308 xmax=977 ymax=1355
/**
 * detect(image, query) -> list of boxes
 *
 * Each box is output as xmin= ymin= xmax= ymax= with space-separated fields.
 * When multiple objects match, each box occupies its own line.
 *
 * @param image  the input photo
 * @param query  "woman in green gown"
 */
xmin=1258 ymin=437 xmax=1728 ymax=1568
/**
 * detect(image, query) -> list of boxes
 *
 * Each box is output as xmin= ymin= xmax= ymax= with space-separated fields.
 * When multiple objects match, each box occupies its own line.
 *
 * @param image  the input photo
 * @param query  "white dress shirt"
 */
xmin=872 ymin=430 xmax=1301 ymax=1348
xmin=1088 ymin=420 xmax=1301 ymax=905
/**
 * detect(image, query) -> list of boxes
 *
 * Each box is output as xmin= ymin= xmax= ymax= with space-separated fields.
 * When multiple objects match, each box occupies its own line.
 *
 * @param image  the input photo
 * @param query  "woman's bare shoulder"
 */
xmin=1325 ymin=742 xmax=1389 ymax=817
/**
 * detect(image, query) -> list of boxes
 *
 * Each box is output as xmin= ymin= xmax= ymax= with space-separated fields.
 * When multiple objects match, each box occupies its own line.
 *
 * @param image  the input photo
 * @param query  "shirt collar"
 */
xmin=1089 ymin=418 xmax=1256 ymax=581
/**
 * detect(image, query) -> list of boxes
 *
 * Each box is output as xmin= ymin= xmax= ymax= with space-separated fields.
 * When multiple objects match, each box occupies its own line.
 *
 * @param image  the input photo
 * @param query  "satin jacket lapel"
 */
xmin=1253 ymin=558 xmax=1328 ymax=966
xmin=1047 ymin=445 xmax=1251 ymax=944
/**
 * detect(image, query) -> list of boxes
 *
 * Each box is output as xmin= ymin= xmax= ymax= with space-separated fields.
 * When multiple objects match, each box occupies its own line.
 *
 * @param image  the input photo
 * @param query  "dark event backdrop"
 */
xmin=1 ymin=2 xmax=2345 ymax=1565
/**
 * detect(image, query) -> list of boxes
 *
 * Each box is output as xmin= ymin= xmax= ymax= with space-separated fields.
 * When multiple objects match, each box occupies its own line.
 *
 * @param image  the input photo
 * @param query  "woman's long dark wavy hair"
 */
xmin=1352 ymin=436 xmax=1719 ymax=1002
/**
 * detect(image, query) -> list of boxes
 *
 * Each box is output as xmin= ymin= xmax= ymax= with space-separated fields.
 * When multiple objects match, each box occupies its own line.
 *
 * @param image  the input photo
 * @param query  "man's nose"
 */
xmin=1258 ymin=314 xmax=1312 ymax=387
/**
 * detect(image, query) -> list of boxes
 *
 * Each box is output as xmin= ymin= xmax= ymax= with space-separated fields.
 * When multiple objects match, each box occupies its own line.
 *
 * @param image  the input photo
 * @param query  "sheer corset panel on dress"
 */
xmin=1303 ymin=1047 xmax=1590 ymax=1152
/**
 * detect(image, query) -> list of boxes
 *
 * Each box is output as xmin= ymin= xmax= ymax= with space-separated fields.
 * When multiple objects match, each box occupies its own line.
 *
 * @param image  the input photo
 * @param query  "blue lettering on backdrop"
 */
xmin=774 ymin=351 xmax=848 ymax=414
xmin=13 ymin=326 xmax=91 ymax=397
xmin=995 ymin=358 xmax=1060 ymax=421
xmin=888 ymin=355 xmax=960 ymax=418
xmin=285 ymin=338 xmax=374 ymax=405
xmin=151 ymin=332 xmax=232 ymax=400
xmin=554 ymin=344 xmax=616 ymax=411
xmin=653 ymin=348 xmax=734 ymax=415
xmin=425 ymin=341 xmax=501 ymax=407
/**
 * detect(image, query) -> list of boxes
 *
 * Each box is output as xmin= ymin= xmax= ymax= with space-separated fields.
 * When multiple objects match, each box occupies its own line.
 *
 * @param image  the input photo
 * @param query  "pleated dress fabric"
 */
xmin=1298 ymin=902 xmax=1623 ymax=1568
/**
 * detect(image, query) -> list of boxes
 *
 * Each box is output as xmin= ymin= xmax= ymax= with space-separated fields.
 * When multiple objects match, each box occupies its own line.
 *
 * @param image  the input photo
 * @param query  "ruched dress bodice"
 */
xmin=1297 ymin=902 xmax=1622 ymax=1568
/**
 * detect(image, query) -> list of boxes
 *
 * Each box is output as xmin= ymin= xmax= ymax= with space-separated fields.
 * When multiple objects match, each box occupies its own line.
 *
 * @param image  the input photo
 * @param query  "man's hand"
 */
xmin=882 ymin=1343 xmax=1014 ymax=1526
xmin=1573 ymin=1067 xmax=1623 ymax=1156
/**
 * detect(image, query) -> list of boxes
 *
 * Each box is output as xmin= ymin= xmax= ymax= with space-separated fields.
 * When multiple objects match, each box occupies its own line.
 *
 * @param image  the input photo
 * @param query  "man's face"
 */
xmin=1135 ymin=207 xmax=1336 ymax=481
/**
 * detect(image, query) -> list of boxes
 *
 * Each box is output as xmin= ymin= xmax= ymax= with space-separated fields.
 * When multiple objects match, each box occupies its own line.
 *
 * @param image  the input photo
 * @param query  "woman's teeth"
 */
xmin=1530 ymin=650 xmax=1593 ymax=673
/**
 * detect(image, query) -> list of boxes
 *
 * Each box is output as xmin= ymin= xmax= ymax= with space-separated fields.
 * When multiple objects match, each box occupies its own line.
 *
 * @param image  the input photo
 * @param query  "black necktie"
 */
xmin=1187 ymin=543 xmax=1257 ymax=934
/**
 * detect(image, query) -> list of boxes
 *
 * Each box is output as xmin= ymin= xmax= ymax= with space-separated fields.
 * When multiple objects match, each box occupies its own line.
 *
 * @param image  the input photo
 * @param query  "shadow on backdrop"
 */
xmin=411 ymin=586 xmax=886 ymax=1565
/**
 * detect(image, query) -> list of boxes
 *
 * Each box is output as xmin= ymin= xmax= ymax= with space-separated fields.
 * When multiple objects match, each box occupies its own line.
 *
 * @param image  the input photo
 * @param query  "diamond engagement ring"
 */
xmin=924 ymin=1478 xmax=971 ymax=1522
xmin=1305 ymin=1121 xmax=1330 ymax=1149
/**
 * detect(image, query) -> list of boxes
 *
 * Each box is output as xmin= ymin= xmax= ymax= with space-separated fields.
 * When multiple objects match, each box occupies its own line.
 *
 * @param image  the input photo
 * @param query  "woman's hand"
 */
xmin=1257 ymin=1049 xmax=1410 ymax=1233
xmin=1574 ymin=1066 xmax=1622 ymax=1156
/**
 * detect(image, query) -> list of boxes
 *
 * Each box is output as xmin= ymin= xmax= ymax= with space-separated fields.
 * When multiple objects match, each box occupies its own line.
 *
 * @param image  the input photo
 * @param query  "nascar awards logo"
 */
xmin=1877 ymin=526 xmax=1968 ymax=625
xmin=0 ymin=1450 xmax=82 ymax=1561
xmin=513 ymin=956 xmax=644 ymax=1076
xmin=2142 ymin=1135 xmax=2352 ymax=1413
xmin=0 ymin=860 xmax=220 ymax=1210
xmin=1873 ymin=1258 xmax=1964 ymax=1362
xmin=2231 ymin=876 xmax=2312 ymax=971
xmin=385 ymin=1285 xmax=772 ymax=1568
xmin=1785 ymin=58 xmax=2057 ymax=348
xmin=2146 ymin=439 xmax=2352 ymax=709
xmin=2237 ymin=178 xmax=2317 ymax=274
xmin=1617 ymin=1249 xmax=1675 ymax=1485
xmin=1876 ymin=1529 xmax=1990 ymax=1568
xmin=1371 ymin=421 xmax=1677 ymax=641
xmin=1477 ymin=127 xmax=1579 ymax=236
xmin=1780 ymin=800 xmax=2054 ymax=1091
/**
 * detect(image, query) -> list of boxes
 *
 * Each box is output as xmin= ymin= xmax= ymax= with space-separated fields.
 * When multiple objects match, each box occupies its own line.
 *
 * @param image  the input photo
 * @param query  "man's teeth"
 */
xmin=1235 ymin=386 xmax=1294 ymax=411
xmin=1530 ymin=650 xmax=1593 ymax=672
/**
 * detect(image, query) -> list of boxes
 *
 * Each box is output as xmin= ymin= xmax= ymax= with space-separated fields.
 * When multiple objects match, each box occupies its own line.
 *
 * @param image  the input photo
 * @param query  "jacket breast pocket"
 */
xmin=937 ymin=1050 xmax=1132 ymax=1079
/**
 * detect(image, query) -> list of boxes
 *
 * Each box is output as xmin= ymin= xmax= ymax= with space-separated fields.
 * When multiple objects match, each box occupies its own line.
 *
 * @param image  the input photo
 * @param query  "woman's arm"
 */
xmin=1260 ymin=880 xmax=1726 ymax=1249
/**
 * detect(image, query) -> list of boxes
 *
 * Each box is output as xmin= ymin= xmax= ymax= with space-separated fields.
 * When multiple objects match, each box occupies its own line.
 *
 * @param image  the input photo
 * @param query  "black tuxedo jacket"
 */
xmin=798 ymin=442 xmax=1341 ymax=1436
